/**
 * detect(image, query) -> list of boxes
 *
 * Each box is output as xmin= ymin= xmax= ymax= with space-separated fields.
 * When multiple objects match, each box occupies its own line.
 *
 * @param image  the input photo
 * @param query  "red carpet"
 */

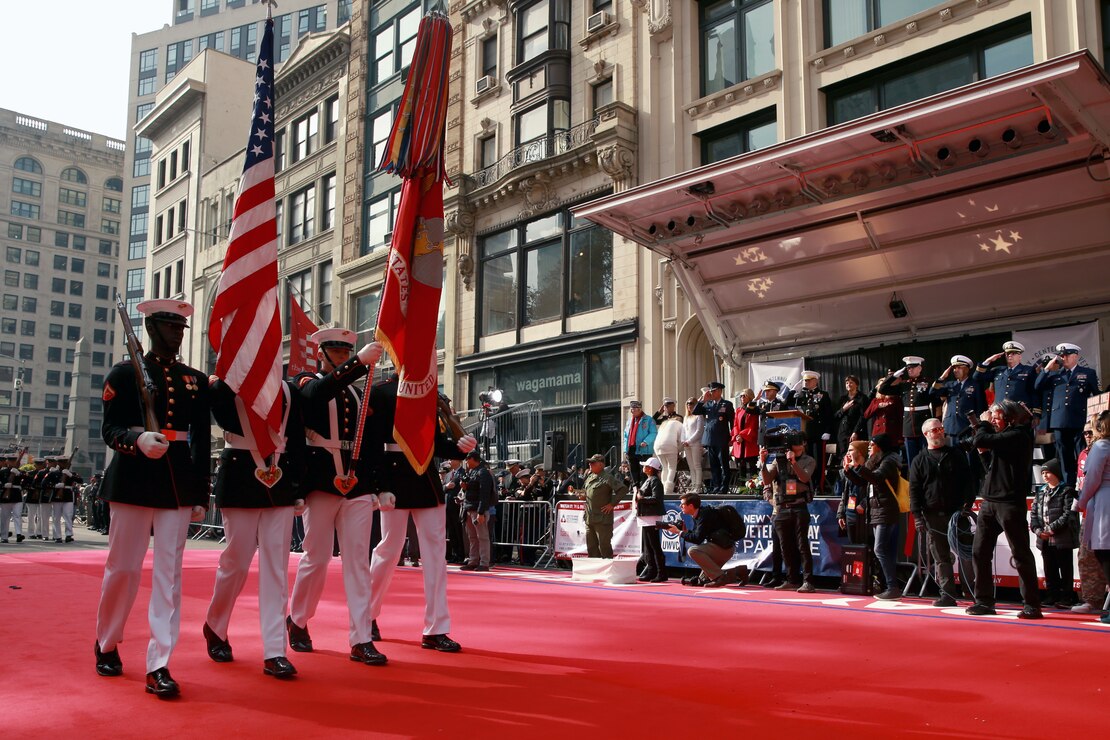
xmin=1 ymin=549 xmax=1106 ymax=738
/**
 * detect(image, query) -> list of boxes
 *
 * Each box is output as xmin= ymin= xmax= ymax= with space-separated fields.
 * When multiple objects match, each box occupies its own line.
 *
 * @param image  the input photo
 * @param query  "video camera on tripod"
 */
xmin=761 ymin=423 xmax=805 ymax=452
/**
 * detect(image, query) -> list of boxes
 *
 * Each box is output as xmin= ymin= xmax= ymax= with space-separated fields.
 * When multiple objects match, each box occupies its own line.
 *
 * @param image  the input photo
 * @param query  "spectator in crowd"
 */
xmin=636 ymin=457 xmax=667 ymax=583
xmin=878 ymin=356 xmax=935 ymax=465
xmin=864 ymin=382 xmax=903 ymax=447
xmin=459 ymin=450 xmax=496 ymax=572
xmin=693 ymin=382 xmax=734 ymax=494
xmin=843 ymin=433 xmax=903 ymax=600
xmin=579 ymin=453 xmax=628 ymax=559
xmin=756 ymin=381 xmax=785 ymax=414
xmin=622 ymin=401 xmax=657 ymax=490
xmin=653 ymin=404 xmax=685 ymax=496
xmin=497 ymin=459 xmax=523 ymax=498
xmin=731 ymin=390 xmax=761 ymax=480
xmin=1073 ymin=418 xmax=1109 ymax=614
xmin=1031 ymin=458 xmax=1079 ymax=608
xmin=785 ymin=371 xmax=835 ymax=492
xmin=908 ymin=419 xmax=973 ymax=607
xmin=1036 ymin=343 xmax=1100 ymax=486
xmin=760 ymin=434 xmax=816 ymax=593
xmin=833 ymin=375 xmax=867 ymax=467
xmin=554 ymin=466 xmax=583 ymax=500
xmin=836 ymin=440 xmax=871 ymax=545
xmin=667 ymin=492 xmax=747 ymax=588
xmin=441 ymin=461 xmax=466 ymax=565
xmin=966 ymin=400 xmax=1042 ymax=618
xmin=1076 ymin=410 xmax=1110 ymax=624
xmin=974 ymin=340 xmax=1040 ymax=410
xmin=682 ymin=397 xmax=705 ymax=493
xmin=520 ymin=466 xmax=554 ymax=501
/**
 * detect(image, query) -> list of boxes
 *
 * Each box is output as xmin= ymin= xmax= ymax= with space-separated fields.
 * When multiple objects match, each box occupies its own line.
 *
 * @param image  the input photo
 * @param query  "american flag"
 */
xmin=208 ymin=18 xmax=283 ymax=458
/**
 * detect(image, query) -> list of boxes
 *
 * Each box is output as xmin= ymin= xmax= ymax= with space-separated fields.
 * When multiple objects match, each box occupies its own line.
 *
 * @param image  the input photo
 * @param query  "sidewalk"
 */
xmin=0 ymin=525 xmax=226 ymax=554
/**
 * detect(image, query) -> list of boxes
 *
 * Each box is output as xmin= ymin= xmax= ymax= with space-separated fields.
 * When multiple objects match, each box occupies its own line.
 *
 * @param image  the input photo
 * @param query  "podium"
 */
xmin=761 ymin=409 xmax=811 ymax=446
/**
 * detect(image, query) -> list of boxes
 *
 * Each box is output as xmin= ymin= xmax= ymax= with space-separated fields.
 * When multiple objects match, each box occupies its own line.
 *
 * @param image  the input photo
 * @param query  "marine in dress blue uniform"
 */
xmin=1034 ymin=343 xmax=1101 ymax=486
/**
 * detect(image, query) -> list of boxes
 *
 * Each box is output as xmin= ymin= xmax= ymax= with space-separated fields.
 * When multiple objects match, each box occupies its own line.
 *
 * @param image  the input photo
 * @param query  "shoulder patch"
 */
xmin=102 ymin=383 xmax=116 ymax=402
xmin=298 ymin=375 xmax=313 ymax=388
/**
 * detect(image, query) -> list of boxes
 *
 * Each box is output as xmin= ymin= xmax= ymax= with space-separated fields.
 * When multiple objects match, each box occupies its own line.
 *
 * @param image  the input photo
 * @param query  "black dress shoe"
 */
xmin=15 ymin=534 xmax=24 ymax=542
xmin=1017 ymin=605 xmax=1043 ymax=620
xmin=371 ymin=620 xmax=381 ymax=642
xmin=263 ymin=656 xmax=297 ymax=678
xmin=95 ymin=641 xmax=122 ymax=677
xmin=458 ymin=563 xmax=477 ymax=571
xmin=473 ymin=565 xmax=490 ymax=572
xmin=286 ymin=616 xmax=313 ymax=652
xmin=54 ymin=538 xmax=63 ymax=543
xmin=651 ymin=574 xmax=669 ymax=583
xmin=421 ymin=634 xmax=461 ymax=653
xmin=145 ymin=667 xmax=180 ymax=698
xmin=203 ymin=622 xmax=233 ymax=662
xmin=350 ymin=642 xmax=388 ymax=665
xmin=65 ymin=536 xmax=74 ymax=543
xmin=965 ymin=603 xmax=997 ymax=616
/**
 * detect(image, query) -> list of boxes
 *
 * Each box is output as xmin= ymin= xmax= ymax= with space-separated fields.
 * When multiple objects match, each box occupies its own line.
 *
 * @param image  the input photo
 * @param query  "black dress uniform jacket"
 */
xmin=295 ymin=356 xmax=369 ymax=498
xmin=99 ymin=353 xmax=211 ymax=509
xmin=877 ymin=374 xmax=936 ymax=438
xmin=358 ymin=374 xmax=465 ymax=508
xmin=785 ymin=387 xmax=834 ymax=440
xmin=28 ymin=468 xmax=48 ymax=505
xmin=210 ymin=378 xmax=306 ymax=508
xmin=0 ymin=467 xmax=20 ymax=504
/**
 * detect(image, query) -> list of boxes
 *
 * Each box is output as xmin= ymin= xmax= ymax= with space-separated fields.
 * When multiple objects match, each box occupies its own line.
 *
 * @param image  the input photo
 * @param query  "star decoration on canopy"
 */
xmin=734 ymin=246 xmax=767 ymax=265
xmin=747 ymin=277 xmax=774 ymax=298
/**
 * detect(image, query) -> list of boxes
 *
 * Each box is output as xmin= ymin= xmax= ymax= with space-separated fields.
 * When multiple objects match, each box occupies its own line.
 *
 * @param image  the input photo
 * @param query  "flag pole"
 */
xmin=263 ymin=0 xmax=277 ymax=20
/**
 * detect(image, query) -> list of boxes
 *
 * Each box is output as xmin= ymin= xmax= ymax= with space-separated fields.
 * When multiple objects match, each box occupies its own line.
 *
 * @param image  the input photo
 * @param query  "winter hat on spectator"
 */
xmin=870 ymin=433 xmax=899 ymax=455
xmin=1042 ymin=458 xmax=1063 ymax=481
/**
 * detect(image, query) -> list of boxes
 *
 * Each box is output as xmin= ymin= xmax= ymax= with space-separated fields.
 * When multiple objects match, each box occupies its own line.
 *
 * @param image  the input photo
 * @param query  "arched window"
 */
xmin=61 ymin=167 xmax=88 ymax=184
xmin=105 ymin=177 xmax=123 ymax=192
xmin=15 ymin=156 xmax=43 ymax=174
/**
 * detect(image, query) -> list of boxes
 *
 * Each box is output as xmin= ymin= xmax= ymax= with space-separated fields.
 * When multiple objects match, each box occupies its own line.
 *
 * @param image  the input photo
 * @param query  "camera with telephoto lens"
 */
xmin=965 ymin=411 xmax=980 ymax=430
xmin=762 ymin=424 xmax=805 ymax=452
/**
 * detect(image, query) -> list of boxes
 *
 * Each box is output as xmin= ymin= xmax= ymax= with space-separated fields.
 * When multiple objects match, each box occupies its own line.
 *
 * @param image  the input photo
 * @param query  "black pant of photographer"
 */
xmin=972 ymin=500 xmax=1041 ymax=608
xmin=688 ymin=541 xmax=733 ymax=581
xmin=774 ymin=508 xmax=813 ymax=585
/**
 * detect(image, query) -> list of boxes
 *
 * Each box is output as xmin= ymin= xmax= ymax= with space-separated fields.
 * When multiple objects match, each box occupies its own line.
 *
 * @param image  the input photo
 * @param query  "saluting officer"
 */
xmin=878 ymin=355 xmax=936 ymax=464
xmin=360 ymin=377 xmax=476 ymax=653
xmin=286 ymin=329 xmax=386 ymax=666
xmin=1035 ymin=343 xmax=1101 ymax=486
xmin=974 ymin=341 xmax=1040 ymax=410
xmin=94 ymin=300 xmax=211 ymax=699
xmin=785 ymin=370 xmax=835 ymax=492
xmin=933 ymin=355 xmax=988 ymax=442
xmin=693 ymin=381 xmax=734 ymax=494
xmin=203 ymin=375 xmax=307 ymax=679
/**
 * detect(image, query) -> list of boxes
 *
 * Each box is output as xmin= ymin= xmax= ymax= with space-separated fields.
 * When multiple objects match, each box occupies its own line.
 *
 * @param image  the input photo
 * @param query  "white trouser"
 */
xmin=25 ymin=503 xmax=40 ymax=537
xmin=657 ymin=451 xmax=679 ymax=496
xmin=206 ymin=507 xmax=295 ymax=660
xmin=290 ymin=491 xmax=376 ymax=646
xmin=96 ymin=503 xmax=191 ymax=674
xmin=1 ymin=501 xmax=22 ymax=538
xmin=50 ymin=501 xmax=64 ymax=539
xmin=685 ymin=445 xmax=705 ymax=491
xmin=370 ymin=504 xmax=450 ymax=636
xmin=62 ymin=501 xmax=74 ymax=537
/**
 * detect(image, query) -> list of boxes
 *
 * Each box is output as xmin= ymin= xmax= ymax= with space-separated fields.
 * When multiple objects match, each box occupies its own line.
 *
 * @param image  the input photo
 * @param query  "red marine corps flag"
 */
xmin=208 ymin=15 xmax=283 ymax=459
xmin=374 ymin=8 xmax=453 ymax=474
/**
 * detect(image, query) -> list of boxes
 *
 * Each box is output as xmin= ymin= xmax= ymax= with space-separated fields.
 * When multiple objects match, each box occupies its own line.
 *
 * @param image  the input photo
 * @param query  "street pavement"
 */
xmin=0 ymin=523 xmax=226 ymax=554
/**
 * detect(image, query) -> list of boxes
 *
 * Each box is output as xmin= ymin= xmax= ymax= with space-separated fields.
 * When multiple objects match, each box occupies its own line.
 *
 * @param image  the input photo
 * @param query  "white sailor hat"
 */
xmin=504 ymin=458 xmax=522 ymax=467
xmin=1056 ymin=342 xmax=1081 ymax=355
xmin=662 ymin=397 xmax=676 ymax=405
xmin=903 ymin=356 xmax=925 ymax=366
xmin=137 ymin=299 xmax=193 ymax=326
xmin=801 ymin=371 xmax=820 ymax=381
xmin=310 ymin=327 xmax=357 ymax=348
xmin=1002 ymin=341 xmax=1025 ymax=353
xmin=950 ymin=355 xmax=973 ymax=367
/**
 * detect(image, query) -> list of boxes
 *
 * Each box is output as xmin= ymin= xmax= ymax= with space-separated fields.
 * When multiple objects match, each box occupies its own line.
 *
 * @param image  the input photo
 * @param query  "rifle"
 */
xmin=114 ymin=292 xmax=160 ymax=433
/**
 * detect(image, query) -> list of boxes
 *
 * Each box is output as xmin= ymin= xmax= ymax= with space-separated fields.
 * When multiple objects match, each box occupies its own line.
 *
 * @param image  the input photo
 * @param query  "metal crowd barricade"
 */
xmin=457 ymin=400 xmax=543 ymax=465
xmin=190 ymin=493 xmax=224 ymax=541
xmin=493 ymin=499 xmax=556 ymax=568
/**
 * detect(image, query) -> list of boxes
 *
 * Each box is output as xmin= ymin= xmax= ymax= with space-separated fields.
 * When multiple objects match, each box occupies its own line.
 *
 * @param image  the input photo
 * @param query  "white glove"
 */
xmin=378 ymin=491 xmax=396 ymax=511
xmin=821 ymin=433 xmax=830 ymax=441
xmin=893 ymin=367 xmax=906 ymax=378
xmin=457 ymin=434 xmax=478 ymax=453
xmin=791 ymin=379 xmax=803 ymax=390
xmin=368 ymin=493 xmax=381 ymax=511
xmin=137 ymin=431 xmax=169 ymax=459
xmin=357 ymin=341 xmax=384 ymax=366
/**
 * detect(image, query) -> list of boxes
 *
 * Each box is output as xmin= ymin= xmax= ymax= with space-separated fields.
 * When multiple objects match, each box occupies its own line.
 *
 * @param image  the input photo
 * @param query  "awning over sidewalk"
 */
xmin=576 ymin=52 xmax=1110 ymax=361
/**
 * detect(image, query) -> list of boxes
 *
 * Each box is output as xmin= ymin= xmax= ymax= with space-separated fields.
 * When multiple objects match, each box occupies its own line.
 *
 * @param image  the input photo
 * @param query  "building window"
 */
xmin=369 ymin=107 xmax=394 ymax=169
xmin=354 ymin=290 xmax=381 ymax=337
xmin=96 ymin=285 xmax=109 ymax=300
xmin=479 ymin=135 xmax=497 ymax=168
xmin=298 ymin=4 xmax=327 ymax=35
xmin=322 ymin=174 xmax=337 ymax=231
xmin=591 ymin=78 xmax=613 ymax=114
xmin=825 ymin=0 xmax=937 ymax=48
xmin=5 ymin=246 xmax=19 ymax=263
xmin=12 ymin=177 xmax=42 ymax=198
xmin=515 ymin=98 xmax=570 ymax=147
xmin=134 ymin=158 xmax=151 ymax=178
xmin=824 ymin=19 xmax=1034 ymax=126
xmin=47 ymin=370 xmax=60 ymax=386
xmin=0 ymin=318 xmax=12 ymax=334
xmin=45 ymin=393 xmax=59 ymax=409
xmin=22 ymin=297 xmax=35 ymax=313
xmin=517 ymin=0 xmax=570 ymax=64
xmin=25 ymin=250 xmax=39 ymax=267
xmin=276 ymin=13 xmax=293 ymax=62
xmin=274 ymin=129 xmax=286 ymax=172
xmin=372 ymin=5 xmax=420 ymax=84
xmin=67 ymin=325 xmax=81 ymax=340
xmin=699 ymin=107 xmax=777 ymax=164
xmin=3 ymin=271 xmax=17 ymax=287
xmin=166 ymin=39 xmax=194 ymax=82
xmin=700 ymin=0 xmax=775 ymax=96
xmin=361 ymin=189 xmax=400 ymax=255
xmin=104 ymin=197 xmax=122 ymax=214
xmin=288 ymin=184 xmax=316 ymax=244
xmin=73 ymin=235 xmax=86 ymax=251
xmin=478 ymin=207 xmax=613 ymax=336
xmin=15 ymin=157 xmax=42 ymax=174
xmin=18 ymin=344 xmax=33 ymax=361
xmin=325 ymin=95 xmax=340 ymax=144
xmin=55 ymin=254 xmax=69 ymax=270
xmin=291 ymin=110 xmax=319 ymax=163
xmin=50 ymin=302 xmax=64 ymax=317
xmin=339 ymin=0 xmax=352 ymax=24
xmin=10 ymin=201 xmax=40 ymax=220
xmin=6 ymin=224 xmax=22 ymax=240
xmin=106 ymin=177 xmax=123 ymax=192
xmin=318 ymin=261 xmax=333 ymax=324
xmin=230 ymin=23 xmax=258 ymax=61
xmin=94 ymin=329 xmax=108 ymax=344
xmin=58 ymin=211 xmax=85 ymax=228
xmin=481 ymin=35 xmax=498 ymax=78
xmin=132 ymin=185 xmax=150 ymax=210
xmin=61 ymin=167 xmax=88 ymax=184
xmin=198 ymin=30 xmax=224 ymax=51
xmin=59 ymin=188 xmax=87 ymax=207
xmin=95 ymin=306 xmax=109 ymax=322
xmin=71 ymin=258 xmax=84 ymax=274
xmin=285 ymin=268 xmax=313 ymax=329
xmin=1 ymin=295 xmax=13 ymax=311
xmin=20 ymin=320 xmax=34 ymax=337
xmin=102 ymin=219 xmax=120 ymax=235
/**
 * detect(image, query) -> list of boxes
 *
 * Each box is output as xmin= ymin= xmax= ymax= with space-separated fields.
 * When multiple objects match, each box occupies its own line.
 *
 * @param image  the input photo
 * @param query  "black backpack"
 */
xmin=710 ymin=504 xmax=745 ymax=545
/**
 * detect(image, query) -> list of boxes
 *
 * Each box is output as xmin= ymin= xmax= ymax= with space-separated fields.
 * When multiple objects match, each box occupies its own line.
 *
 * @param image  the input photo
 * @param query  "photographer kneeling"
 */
xmin=666 ymin=493 xmax=747 ymax=588
xmin=760 ymin=433 xmax=817 ymax=593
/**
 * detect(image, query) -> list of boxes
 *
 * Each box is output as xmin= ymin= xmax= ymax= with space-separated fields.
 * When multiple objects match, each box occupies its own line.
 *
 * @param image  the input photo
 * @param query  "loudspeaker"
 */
xmin=543 ymin=430 xmax=567 ymax=473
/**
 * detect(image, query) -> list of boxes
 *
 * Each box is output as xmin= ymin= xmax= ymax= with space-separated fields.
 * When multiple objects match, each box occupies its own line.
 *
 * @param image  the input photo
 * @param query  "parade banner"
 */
xmin=554 ymin=501 xmax=641 ymax=559
xmin=1014 ymin=321 xmax=1100 ymax=376
xmin=749 ymin=359 xmax=805 ymax=394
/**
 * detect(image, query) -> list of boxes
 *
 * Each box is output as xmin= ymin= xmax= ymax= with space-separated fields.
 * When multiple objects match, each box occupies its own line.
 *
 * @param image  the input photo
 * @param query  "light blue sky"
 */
xmin=1 ymin=2 xmax=172 ymax=139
